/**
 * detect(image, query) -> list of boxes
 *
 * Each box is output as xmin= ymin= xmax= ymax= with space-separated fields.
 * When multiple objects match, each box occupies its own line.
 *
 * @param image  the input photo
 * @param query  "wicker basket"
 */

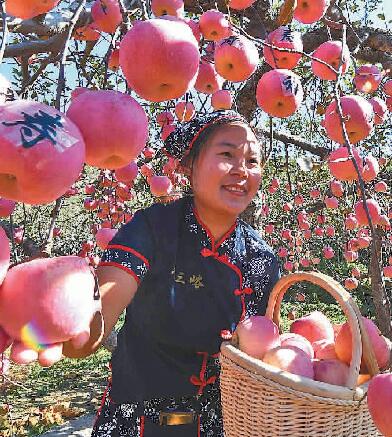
xmin=220 ymin=271 xmax=382 ymax=437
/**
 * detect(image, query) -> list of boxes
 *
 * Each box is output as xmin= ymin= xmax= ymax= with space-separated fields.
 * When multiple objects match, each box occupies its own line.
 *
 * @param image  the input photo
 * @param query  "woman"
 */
xmin=64 ymin=110 xmax=280 ymax=436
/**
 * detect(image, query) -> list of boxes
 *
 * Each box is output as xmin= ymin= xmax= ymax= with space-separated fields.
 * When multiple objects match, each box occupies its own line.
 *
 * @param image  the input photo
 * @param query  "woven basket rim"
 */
xmin=220 ymin=342 xmax=369 ymax=402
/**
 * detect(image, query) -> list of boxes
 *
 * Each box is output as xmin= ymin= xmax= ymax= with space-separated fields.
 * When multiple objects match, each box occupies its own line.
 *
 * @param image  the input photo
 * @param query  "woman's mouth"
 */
xmin=222 ymin=184 xmax=247 ymax=196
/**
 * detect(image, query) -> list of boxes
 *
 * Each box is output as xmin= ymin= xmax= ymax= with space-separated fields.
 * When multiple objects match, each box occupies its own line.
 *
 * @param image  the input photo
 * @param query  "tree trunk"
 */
xmin=370 ymin=228 xmax=392 ymax=340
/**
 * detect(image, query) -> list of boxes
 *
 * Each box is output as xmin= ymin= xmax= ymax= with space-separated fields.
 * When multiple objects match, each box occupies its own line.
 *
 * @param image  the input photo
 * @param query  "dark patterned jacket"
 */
xmin=100 ymin=195 xmax=280 ymax=404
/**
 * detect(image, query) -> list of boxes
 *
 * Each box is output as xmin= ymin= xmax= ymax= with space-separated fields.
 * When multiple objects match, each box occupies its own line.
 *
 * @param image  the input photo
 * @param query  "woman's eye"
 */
xmin=248 ymin=157 xmax=260 ymax=165
xmin=220 ymin=151 xmax=232 ymax=157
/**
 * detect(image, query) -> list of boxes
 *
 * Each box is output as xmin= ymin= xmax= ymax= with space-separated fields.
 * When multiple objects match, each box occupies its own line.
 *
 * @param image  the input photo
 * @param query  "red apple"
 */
xmin=362 ymin=154 xmax=379 ymax=182
xmin=149 ymin=175 xmax=173 ymax=197
xmin=0 ymin=256 xmax=100 ymax=349
xmin=91 ymin=0 xmax=122 ymax=33
xmin=119 ymin=19 xmax=200 ymax=102
xmin=211 ymin=89 xmax=233 ymax=110
xmin=228 ymin=0 xmax=255 ymax=10
xmin=95 ymin=228 xmax=118 ymax=250
xmin=115 ymin=161 xmax=139 ymax=184
xmin=367 ymin=373 xmax=392 ymax=437
xmin=194 ymin=61 xmax=224 ymax=94
xmin=199 ymin=10 xmax=231 ymax=41
xmin=263 ymin=26 xmax=303 ymax=70
xmin=354 ymin=64 xmax=383 ymax=94
xmin=256 ymin=69 xmax=303 ymax=118
xmin=151 ymin=0 xmax=184 ymax=17
xmin=108 ymin=48 xmax=120 ymax=71
xmin=156 ymin=111 xmax=175 ymax=127
xmin=175 ymin=101 xmax=195 ymax=121
xmin=324 ymin=95 xmax=374 ymax=144
xmin=294 ymin=0 xmax=330 ymax=24
xmin=5 ymin=0 xmax=60 ymax=19
xmin=0 ymin=198 xmax=16 ymax=217
xmin=354 ymin=198 xmax=382 ymax=226
xmin=369 ymin=97 xmax=388 ymax=125
xmin=311 ymin=41 xmax=350 ymax=80
xmin=215 ymin=35 xmax=259 ymax=82
xmin=0 ymin=100 xmax=85 ymax=205
xmin=328 ymin=146 xmax=363 ymax=181
xmin=73 ymin=24 xmax=101 ymax=41
xmin=67 ymin=90 xmax=148 ymax=169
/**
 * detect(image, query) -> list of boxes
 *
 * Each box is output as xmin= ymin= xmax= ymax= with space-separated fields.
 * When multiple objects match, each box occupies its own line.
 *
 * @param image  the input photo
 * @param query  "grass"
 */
xmin=1 ymin=349 xmax=111 ymax=436
xmin=0 ymin=300 xmax=347 ymax=436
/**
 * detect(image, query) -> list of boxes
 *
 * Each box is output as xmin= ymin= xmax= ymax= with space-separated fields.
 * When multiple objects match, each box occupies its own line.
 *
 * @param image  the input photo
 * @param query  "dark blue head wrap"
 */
xmin=163 ymin=110 xmax=248 ymax=161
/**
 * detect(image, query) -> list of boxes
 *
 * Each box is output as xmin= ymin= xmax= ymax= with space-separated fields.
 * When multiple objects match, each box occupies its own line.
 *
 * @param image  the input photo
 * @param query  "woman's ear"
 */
xmin=177 ymin=163 xmax=192 ymax=177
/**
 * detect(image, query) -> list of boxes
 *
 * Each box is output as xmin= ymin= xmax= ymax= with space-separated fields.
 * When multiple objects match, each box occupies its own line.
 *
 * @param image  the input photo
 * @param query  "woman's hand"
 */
xmin=64 ymin=265 xmax=138 ymax=359
xmin=62 ymin=310 xmax=105 ymax=359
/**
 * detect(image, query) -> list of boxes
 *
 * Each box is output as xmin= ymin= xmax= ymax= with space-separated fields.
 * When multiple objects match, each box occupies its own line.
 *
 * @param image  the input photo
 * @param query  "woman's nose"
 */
xmin=231 ymin=158 xmax=247 ymax=175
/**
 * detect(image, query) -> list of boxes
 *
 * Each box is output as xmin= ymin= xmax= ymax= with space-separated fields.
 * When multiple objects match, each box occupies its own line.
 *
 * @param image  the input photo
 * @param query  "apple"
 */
xmin=354 ymin=64 xmax=383 ymax=94
xmin=175 ymin=101 xmax=195 ymax=121
xmin=256 ymin=69 xmax=303 ymax=118
xmin=215 ymin=35 xmax=259 ymax=82
xmin=194 ymin=61 xmax=224 ymax=94
xmin=323 ymin=95 xmax=374 ymax=144
xmin=311 ymin=41 xmax=350 ymax=80
xmin=119 ymin=19 xmax=200 ymax=102
xmin=199 ymin=9 xmax=231 ymax=41
xmin=294 ymin=0 xmax=330 ymax=24
xmin=67 ymin=90 xmax=148 ymax=169
xmin=91 ymin=0 xmax=122 ymax=33
xmin=0 ymin=100 xmax=85 ymax=205
xmin=263 ymin=26 xmax=303 ymax=70
xmin=5 ymin=0 xmax=60 ymax=19
xmin=151 ymin=0 xmax=184 ymax=17
xmin=211 ymin=90 xmax=233 ymax=110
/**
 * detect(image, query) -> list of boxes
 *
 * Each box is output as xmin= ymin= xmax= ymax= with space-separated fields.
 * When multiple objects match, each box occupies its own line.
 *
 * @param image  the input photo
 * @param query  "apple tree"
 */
xmin=0 ymin=0 xmax=391 ymax=363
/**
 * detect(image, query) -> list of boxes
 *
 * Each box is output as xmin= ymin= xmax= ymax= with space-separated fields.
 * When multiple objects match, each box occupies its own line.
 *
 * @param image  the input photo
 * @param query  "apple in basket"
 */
xmin=279 ymin=332 xmax=314 ymax=358
xmin=312 ymin=339 xmax=338 ymax=360
xmin=335 ymin=316 xmax=391 ymax=372
xmin=263 ymin=345 xmax=315 ymax=379
xmin=313 ymin=359 xmax=349 ymax=386
xmin=235 ymin=316 xmax=280 ymax=359
xmin=289 ymin=310 xmax=335 ymax=343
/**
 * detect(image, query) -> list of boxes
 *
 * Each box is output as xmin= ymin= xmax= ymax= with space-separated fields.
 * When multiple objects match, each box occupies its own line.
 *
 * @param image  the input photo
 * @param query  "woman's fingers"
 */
xmin=70 ymin=330 xmax=91 ymax=349
xmin=38 ymin=343 xmax=64 ymax=367
xmin=10 ymin=341 xmax=38 ymax=364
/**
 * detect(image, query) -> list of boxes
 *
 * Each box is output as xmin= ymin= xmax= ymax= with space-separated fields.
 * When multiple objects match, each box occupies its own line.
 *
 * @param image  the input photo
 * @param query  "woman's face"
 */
xmin=189 ymin=122 xmax=262 ymax=219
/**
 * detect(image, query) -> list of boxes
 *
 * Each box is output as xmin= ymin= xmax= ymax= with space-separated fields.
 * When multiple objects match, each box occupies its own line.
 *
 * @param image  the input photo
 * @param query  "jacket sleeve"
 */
xmin=99 ymin=209 xmax=155 ymax=285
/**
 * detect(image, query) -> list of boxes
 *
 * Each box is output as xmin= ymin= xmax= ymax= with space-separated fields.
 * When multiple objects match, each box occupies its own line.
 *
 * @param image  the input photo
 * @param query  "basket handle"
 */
xmin=265 ymin=271 xmax=379 ymax=389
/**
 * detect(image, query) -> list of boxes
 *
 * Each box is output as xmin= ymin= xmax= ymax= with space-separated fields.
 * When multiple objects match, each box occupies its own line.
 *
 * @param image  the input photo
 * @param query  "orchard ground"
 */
xmin=1 ymin=300 xmax=353 ymax=436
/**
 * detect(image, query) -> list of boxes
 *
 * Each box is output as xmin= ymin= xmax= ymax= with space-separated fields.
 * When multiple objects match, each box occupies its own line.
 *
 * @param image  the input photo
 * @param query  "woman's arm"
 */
xmin=63 ymin=265 xmax=138 ymax=359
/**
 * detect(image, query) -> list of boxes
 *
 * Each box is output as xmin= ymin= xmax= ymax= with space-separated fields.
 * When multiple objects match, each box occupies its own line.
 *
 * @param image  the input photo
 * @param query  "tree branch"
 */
xmin=256 ymin=127 xmax=330 ymax=158
xmin=4 ymin=33 xmax=67 ymax=58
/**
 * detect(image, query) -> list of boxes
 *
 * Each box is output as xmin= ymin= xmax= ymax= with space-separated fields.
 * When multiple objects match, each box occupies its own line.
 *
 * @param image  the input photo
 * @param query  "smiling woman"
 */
xmin=180 ymin=120 xmax=262 ymax=241
xmin=64 ymin=110 xmax=279 ymax=437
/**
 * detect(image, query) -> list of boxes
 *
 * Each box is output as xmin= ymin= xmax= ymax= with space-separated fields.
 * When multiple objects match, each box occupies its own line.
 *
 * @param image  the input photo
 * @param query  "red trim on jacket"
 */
xmin=140 ymin=415 xmax=145 ymax=437
xmin=193 ymin=205 xmax=237 ymax=252
xmin=93 ymin=381 xmax=110 ymax=428
xmin=192 ymin=201 xmax=255 ymax=391
xmin=190 ymin=351 xmax=217 ymax=395
xmin=106 ymin=244 xmax=150 ymax=268
xmin=99 ymin=261 xmax=141 ymax=285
